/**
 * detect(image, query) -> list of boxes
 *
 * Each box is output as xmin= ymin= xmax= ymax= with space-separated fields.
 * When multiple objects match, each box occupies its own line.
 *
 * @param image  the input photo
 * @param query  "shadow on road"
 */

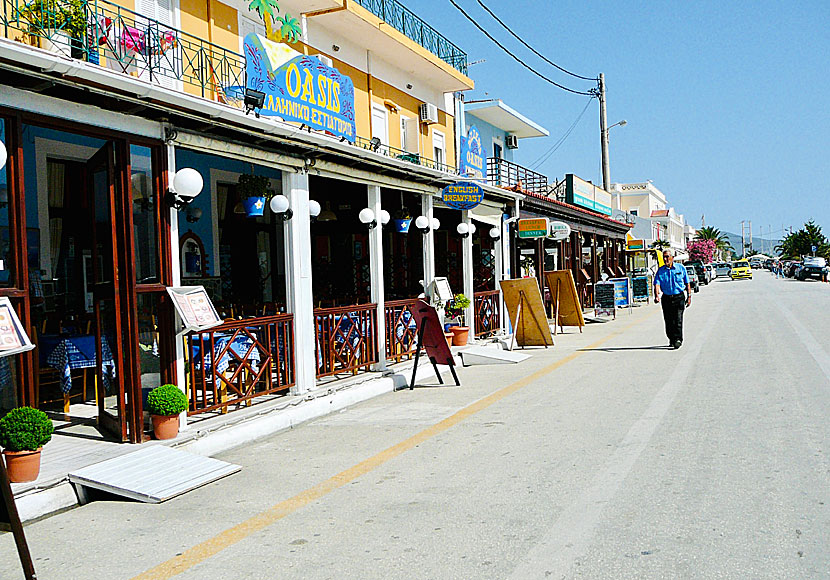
xmin=579 ymin=345 xmax=674 ymax=352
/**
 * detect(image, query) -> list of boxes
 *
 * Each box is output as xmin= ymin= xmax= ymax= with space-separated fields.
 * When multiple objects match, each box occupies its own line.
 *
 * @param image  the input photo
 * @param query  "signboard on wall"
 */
xmin=167 ymin=286 xmax=222 ymax=332
xmin=442 ymin=182 xmax=484 ymax=210
xmin=548 ymin=221 xmax=571 ymax=240
xmin=459 ymin=125 xmax=487 ymax=180
xmin=244 ymin=34 xmax=356 ymax=142
xmin=565 ymin=174 xmax=613 ymax=216
xmin=517 ymin=218 xmax=549 ymax=239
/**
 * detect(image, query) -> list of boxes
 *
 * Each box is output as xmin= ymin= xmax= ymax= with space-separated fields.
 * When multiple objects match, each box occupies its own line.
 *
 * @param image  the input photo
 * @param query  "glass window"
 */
xmin=0 ymin=119 xmax=14 ymax=288
xmin=131 ymin=145 xmax=159 ymax=284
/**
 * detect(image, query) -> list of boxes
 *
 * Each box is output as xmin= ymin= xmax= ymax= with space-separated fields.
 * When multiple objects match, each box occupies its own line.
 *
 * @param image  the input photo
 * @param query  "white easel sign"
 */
xmin=166 ymin=286 xmax=222 ymax=333
xmin=0 ymin=297 xmax=35 ymax=358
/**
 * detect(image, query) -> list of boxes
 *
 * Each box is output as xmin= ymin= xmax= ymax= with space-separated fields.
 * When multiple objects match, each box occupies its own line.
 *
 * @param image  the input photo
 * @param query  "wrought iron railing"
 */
xmin=474 ymin=290 xmax=500 ymax=337
xmin=354 ymin=135 xmax=457 ymax=175
xmin=351 ymin=0 xmax=468 ymax=75
xmin=315 ymin=304 xmax=378 ymax=378
xmin=185 ymin=314 xmax=294 ymax=415
xmin=487 ymin=158 xmax=549 ymax=195
xmin=384 ymin=298 xmax=419 ymax=362
xmin=2 ymin=0 xmax=246 ymax=103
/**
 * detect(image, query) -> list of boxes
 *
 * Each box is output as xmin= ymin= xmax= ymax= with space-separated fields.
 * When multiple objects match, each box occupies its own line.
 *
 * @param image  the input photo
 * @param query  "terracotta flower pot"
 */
xmin=444 ymin=332 xmax=454 ymax=349
xmin=151 ymin=414 xmax=180 ymax=440
xmin=2 ymin=448 xmax=43 ymax=483
xmin=449 ymin=326 xmax=470 ymax=346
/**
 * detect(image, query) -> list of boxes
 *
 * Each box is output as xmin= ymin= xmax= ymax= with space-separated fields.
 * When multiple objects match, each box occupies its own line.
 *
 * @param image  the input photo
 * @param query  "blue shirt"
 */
xmin=654 ymin=264 xmax=689 ymax=295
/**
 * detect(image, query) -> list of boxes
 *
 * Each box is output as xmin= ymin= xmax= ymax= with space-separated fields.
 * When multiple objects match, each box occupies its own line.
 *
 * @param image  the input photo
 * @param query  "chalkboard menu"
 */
xmin=632 ymin=276 xmax=649 ymax=300
xmin=594 ymin=282 xmax=616 ymax=318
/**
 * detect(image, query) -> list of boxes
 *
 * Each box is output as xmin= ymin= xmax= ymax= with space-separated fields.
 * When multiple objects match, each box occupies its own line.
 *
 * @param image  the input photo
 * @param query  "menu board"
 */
xmin=610 ymin=277 xmax=631 ymax=308
xmin=632 ymin=276 xmax=650 ymax=302
xmin=166 ymin=286 xmax=222 ymax=332
xmin=0 ymin=298 xmax=35 ymax=358
xmin=594 ymin=282 xmax=616 ymax=318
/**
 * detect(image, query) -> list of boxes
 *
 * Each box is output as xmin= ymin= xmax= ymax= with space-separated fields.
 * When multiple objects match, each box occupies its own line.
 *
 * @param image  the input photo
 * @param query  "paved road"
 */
xmin=3 ymin=271 xmax=830 ymax=579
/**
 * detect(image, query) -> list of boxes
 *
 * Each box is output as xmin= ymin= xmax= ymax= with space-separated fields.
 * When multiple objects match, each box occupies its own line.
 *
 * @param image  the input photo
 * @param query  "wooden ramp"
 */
xmin=68 ymin=445 xmax=241 ymax=504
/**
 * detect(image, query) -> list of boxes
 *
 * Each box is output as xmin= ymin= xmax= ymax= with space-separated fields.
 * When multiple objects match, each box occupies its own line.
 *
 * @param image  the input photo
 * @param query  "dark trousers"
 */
xmin=661 ymin=293 xmax=686 ymax=343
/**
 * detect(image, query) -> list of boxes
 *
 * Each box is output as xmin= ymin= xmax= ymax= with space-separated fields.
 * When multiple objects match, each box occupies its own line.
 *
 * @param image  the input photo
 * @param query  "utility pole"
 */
xmin=749 ymin=220 xmax=752 ymax=254
xmin=740 ymin=220 xmax=746 ymax=258
xmin=598 ymin=72 xmax=610 ymax=191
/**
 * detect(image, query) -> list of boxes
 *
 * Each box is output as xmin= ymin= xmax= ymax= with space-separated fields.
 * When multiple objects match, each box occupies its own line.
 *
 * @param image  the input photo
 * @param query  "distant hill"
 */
xmin=722 ymin=231 xmax=781 ymax=257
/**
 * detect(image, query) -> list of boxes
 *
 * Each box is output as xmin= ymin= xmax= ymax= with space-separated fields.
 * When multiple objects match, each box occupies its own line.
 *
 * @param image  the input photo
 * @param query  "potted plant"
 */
xmin=0 ymin=406 xmax=54 ymax=483
xmin=391 ymin=208 xmax=412 ymax=233
xmin=21 ymin=0 xmax=87 ymax=57
xmin=237 ymin=174 xmax=273 ymax=218
xmin=146 ymin=384 xmax=189 ymax=440
xmin=446 ymin=293 xmax=471 ymax=346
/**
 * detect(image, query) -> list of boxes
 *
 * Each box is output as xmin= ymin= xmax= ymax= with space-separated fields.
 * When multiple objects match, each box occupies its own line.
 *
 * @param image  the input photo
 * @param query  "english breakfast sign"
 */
xmin=244 ymin=34 xmax=356 ymax=142
xmin=442 ymin=182 xmax=484 ymax=210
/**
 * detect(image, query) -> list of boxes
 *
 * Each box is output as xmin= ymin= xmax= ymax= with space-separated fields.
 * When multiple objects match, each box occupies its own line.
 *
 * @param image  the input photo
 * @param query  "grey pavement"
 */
xmin=2 ymin=271 xmax=829 ymax=579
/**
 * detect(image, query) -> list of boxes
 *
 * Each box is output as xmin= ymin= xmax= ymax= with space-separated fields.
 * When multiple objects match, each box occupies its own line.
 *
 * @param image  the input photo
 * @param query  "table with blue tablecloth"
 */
xmin=42 ymin=334 xmax=116 ymax=394
xmin=189 ymin=333 xmax=261 ymax=374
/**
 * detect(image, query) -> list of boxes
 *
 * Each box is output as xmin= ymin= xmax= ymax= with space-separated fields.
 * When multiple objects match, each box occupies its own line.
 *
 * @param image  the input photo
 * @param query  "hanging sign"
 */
xmin=459 ymin=126 xmax=487 ymax=180
xmin=166 ymin=286 xmax=222 ymax=332
xmin=517 ymin=218 xmax=549 ymax=239
xmin=442 ymin=182 xmax=484 ymax=210
xmin=0 ymin=298 xmax=35 ymax=358
xmin=548 ymin=221 xmax=571 ymax=240
xmin=244 ymin=34 xmax=356 ymax=142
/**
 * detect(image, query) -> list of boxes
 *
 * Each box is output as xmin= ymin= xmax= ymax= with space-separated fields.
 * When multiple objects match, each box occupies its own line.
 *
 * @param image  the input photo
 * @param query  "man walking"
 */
xmin=654 ymin=250 xmax=691 ymax=349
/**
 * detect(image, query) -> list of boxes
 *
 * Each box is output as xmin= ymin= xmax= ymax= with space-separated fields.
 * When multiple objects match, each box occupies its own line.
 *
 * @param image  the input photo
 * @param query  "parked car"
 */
xmin=749 ymin=257 xmax=763 ymax=269
xmin=785 ymin=261 xmax=801 ymax=278
xmin=704 ymin=263 xmax=716 ymax=283
xmin=795 ymin=257 xmax=828 ymax=281
xmin=685 ymin=265 xmax=700 ymax=292
xmin=686 ymin=261 xmax=709 ymax=285
xmin=730 ymin=260 xmax=753 ymax=280
xmin=714 ymin=262 xmax=731 ymax=278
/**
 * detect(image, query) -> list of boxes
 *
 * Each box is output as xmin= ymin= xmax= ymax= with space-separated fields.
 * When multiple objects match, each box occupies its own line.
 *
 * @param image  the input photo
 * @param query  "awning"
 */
xmin=469 ymin=204 xmax=503 ymax=227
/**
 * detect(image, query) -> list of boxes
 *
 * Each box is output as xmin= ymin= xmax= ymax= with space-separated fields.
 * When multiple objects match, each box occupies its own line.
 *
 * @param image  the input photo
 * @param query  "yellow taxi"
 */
xmin=730 ymin=260 xmax=753 ymax=280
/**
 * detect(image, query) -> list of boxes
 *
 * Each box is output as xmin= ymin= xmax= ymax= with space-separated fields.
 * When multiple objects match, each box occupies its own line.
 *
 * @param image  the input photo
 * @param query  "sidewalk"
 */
xmin=9 ymin=303 xmax=654 ymax=523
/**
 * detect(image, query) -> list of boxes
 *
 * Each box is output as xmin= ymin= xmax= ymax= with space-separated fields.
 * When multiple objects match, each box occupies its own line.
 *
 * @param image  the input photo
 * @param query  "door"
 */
xmin=87 ymin=143 xmax=129 ymax=441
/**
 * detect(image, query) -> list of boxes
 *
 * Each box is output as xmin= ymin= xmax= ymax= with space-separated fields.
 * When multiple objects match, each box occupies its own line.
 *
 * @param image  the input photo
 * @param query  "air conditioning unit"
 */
xmin=316 ymin=54 xmax=333 ymax=68
xmin=419 ymin=103 xmax=439 ymax=125
xmin=506 ymin=134 xmax=519 ymax=149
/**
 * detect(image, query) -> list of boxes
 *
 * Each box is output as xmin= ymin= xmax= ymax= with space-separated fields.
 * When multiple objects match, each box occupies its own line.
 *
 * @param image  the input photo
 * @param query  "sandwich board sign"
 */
xmin=610 ymin=277 xmax=632 ymax=309
xmin=543 ymin=270 xmax=584 ymax=334
xmin=594 ymin=281 xmax=616 ymax=318
xmin=0 ymin=297 xmax=35 ymax=358
xmin=166 ymin=286 xmax=222 ymax=333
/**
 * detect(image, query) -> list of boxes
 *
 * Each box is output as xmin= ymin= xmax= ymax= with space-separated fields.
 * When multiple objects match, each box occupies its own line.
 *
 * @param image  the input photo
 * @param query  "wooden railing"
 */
xmin=474 ymin=290 xmax=500 ymax=337
xmin=315 ymin=304 xmax=378 ymax=378
xmin=384 ymin=298 xmax=420 ymax=362
xmin=185 ymin=314 xmax=294 ymax=415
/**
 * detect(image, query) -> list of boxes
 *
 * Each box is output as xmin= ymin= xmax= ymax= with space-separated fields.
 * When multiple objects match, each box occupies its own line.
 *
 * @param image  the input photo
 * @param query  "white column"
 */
xmin=462 ymin=210 xmax=474 ymax=343
xmin=367 ymin=185 xmax=386 ymax=370
xmin=283 ymin=171 xmax=315 ymax=394
xmin=421 ymin=193 xmax=435 ymax=290
xmin=167 ymin=143 xmax=188 ymax=430
xmin=494 ymin=220 xmax=506 ymax=334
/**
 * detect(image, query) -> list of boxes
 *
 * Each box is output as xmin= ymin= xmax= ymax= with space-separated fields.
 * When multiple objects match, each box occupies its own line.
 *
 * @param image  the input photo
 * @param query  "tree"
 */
xmin=688 ymin=239 xmax=716 ymax=263
xmin=650 ymin=239 xmax=670 ymax=250
xmin=775 ymin=220 xmax=830 ymax=259
xmin=694 ymin=226 xmax=733 ymax=259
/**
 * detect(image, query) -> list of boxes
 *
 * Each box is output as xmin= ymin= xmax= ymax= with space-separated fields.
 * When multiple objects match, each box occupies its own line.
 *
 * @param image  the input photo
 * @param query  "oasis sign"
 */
xmin=244 ymin=34 xmax=356 ymax=142
xmin=442 ymin=181 xmax=484 ymax=210
xmin=459 ymin=126 xmax=487 ymax=180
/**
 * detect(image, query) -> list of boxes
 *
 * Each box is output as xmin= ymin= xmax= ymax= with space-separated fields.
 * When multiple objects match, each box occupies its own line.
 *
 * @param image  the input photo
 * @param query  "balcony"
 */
xmin=487 ymin=158 xmax=548 ymax=196
xmin=350 ymin=0 xmax=467 ymax=76
xmin=354 ymin=135 xmax=456 ymax=174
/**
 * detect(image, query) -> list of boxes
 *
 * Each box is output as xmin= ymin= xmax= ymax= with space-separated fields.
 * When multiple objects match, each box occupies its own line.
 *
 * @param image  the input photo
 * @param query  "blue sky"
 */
xmin=416 ymin=0 xmax=830 ymax=239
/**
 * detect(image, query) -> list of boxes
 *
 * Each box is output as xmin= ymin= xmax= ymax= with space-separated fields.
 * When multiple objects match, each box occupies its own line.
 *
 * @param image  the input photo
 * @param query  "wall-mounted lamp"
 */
xmin=167 ymin=168 xmax=203 ymax=210
xmin=0 ymin=140 xmax=7 ymax=170
xmin=270 ymin=194 xmax=293 ymax=221
xmin=469 ymin=222 xmax=477 ymax=235
xmin=430 ymin=217 xmax=440 ymax=231
xmin=406 ymin=83 xmax=413 ymax=90
xmin=489 ymin=226 xmax=501 ymax=240
xmin=186 ymin=206 xmax=202 ymax=223
xmin=456 ymin=223 xmax=470 ymax=238
xmin=244 ymin=88 xmax=266 ymax=118
xmin=309 ymin=199 xmax=321 ymax=221
xmin=359 ymin=207 xmax=377 ymax=229
xmin=369 ymin=137 xmax=382 ymax=152
xmin=415 ymin=215 xmax=430 ymax=233
xmin=332 ymin=44 xmax=340 ymax=52
xmin=379 ymin=209 xmax=390 ymax=226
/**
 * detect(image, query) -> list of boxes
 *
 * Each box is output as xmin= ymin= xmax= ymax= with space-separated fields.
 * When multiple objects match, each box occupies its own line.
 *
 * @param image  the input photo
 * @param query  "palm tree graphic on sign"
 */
xmin=248 ymin=0 xmax=302 ymax=43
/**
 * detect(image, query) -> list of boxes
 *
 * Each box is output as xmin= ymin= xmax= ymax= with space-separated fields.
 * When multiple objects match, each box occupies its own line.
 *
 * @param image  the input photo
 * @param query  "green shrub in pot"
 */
xmin=146 ymin=384 xmax=188 ymax=417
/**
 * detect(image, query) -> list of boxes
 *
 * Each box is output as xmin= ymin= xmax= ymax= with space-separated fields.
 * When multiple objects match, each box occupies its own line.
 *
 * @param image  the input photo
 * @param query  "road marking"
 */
xmin=132 ymin=312 xmax=658 ymax=580
xmin=508 ymin=302 xmax=723 ymax=580
xmin=775 ymin=303 xmax=830 ymax=384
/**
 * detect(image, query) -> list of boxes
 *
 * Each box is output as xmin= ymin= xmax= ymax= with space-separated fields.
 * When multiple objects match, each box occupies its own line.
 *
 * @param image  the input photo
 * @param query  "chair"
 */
xmin=33 ymin=322 xmax=96 ymax=415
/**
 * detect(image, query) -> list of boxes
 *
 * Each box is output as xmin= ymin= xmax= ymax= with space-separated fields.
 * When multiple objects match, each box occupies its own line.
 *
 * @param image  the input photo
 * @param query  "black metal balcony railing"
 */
xmin=354 ymin=135 xmax=457 ymax=175
xmin=486 ymin=157 xmax=549 ymax=196
xmin=351 ymin=0 xmax=468 ymax=75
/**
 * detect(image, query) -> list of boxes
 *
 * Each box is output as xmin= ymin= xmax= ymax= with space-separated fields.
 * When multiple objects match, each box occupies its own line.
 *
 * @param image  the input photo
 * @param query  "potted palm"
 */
xmin=446 ymin=293 xmax=471 ymax=346
xmin=0 ymin=406 xmax=54 ymax=483
xmin=146 ymin=384 xmax=189 ymax=440
xmin=237 ymin=174 xmax=273 ymax=218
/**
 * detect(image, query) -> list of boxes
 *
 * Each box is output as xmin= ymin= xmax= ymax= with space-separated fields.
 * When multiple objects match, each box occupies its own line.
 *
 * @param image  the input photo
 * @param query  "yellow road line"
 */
xmin=132 ymin=311 xmax=657 ymax=580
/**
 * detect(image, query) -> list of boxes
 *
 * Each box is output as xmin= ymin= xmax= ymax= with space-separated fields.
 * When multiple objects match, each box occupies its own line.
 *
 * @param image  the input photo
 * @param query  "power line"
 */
xmin=446 ymin=0 xmax=596 ymax=96
xmin=529 ymin=97 xmax=594 ymax=169
xmin=473 ymin=0 xmax=596 ymax=81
